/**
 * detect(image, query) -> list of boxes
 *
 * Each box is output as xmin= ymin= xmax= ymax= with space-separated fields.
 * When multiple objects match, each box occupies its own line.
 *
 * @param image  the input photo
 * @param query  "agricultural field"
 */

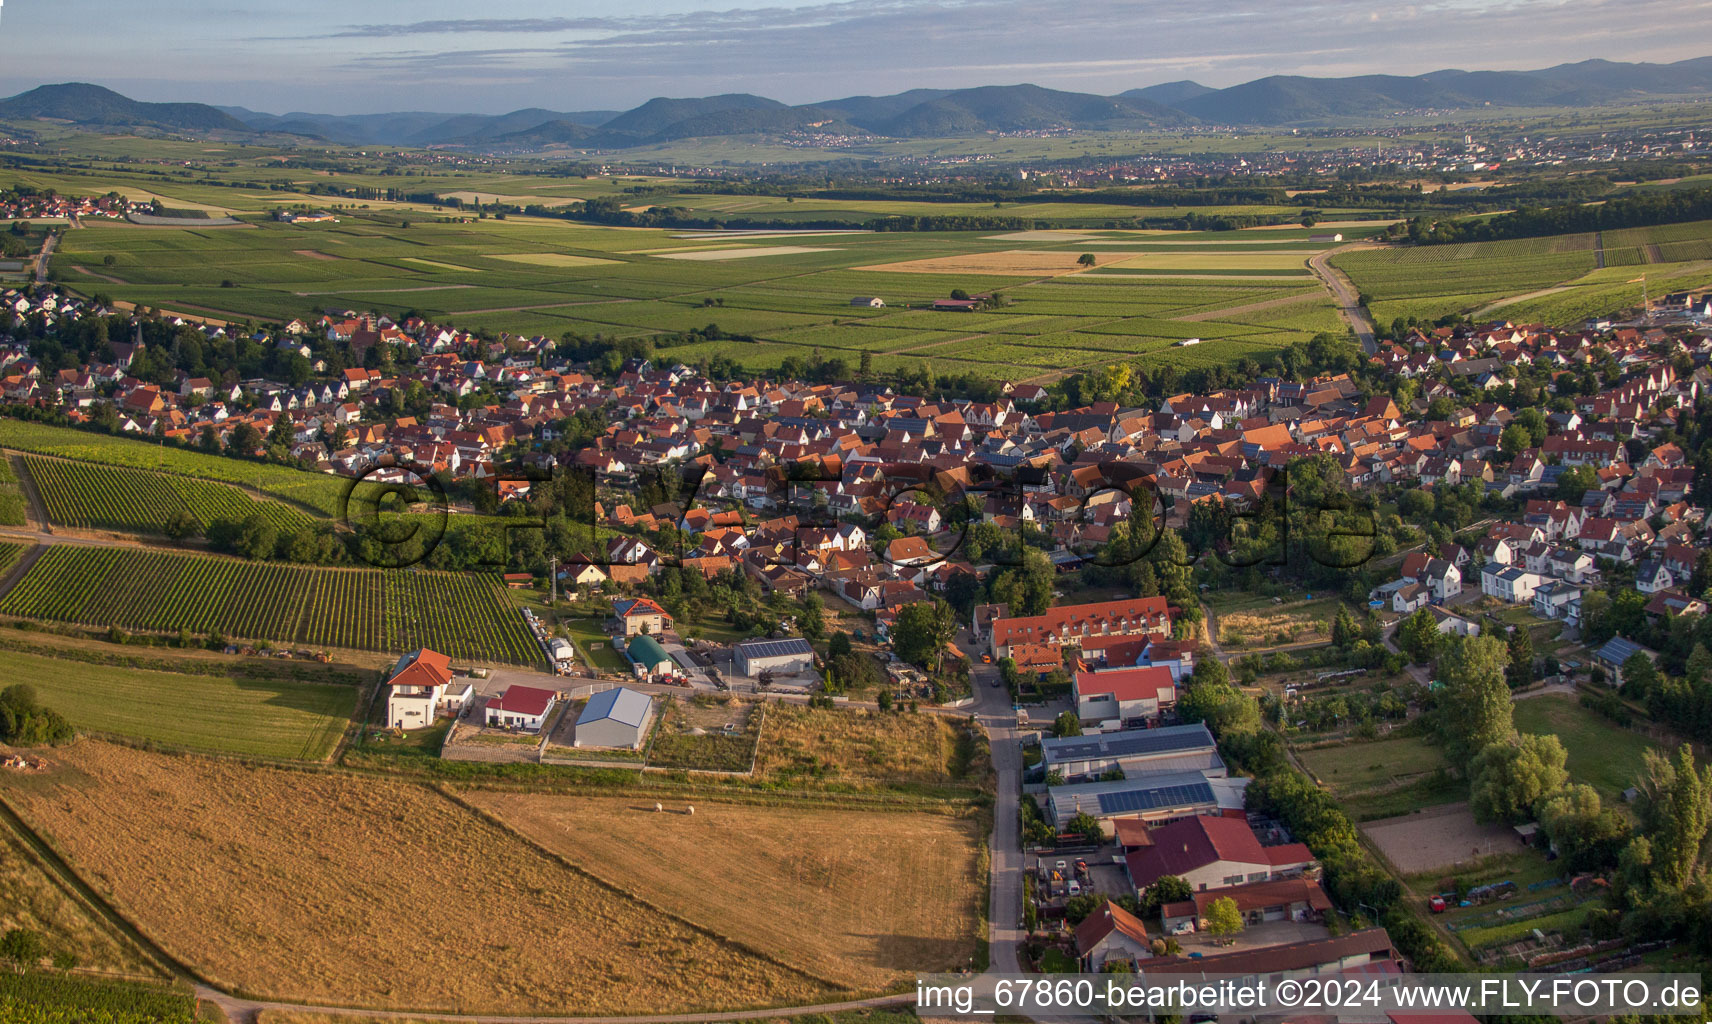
xmin=3 ymin=648 xmax=355 ymax=759
xmin=51 ymin=215 xmax=1360 ymax=381
xmin=0 ymin=545 xmax=542 ymax=665
xmin=470 ymin=792 xmax=984 ymax=990
xmin=1336 ymin=220 xmax=1712 ymax=327
xmin=0 ymin=817 xmax=160 ymax=976
xmin=1297 ymin=732 xmax=1458 ymax=820
xmin=0 ymin=741 xmax=837 ymax=1013
xmin=1512 ymin=693 xmax=1655 ymax=799
xmin=0 ymin=457 xmax=26 ymax=526
xmin=0 ymin=420 xmax=348 ymax=517
xmin=1209 ymin=593 xmax=1341 ymax=649
xmin=754 ymin=703 xmax=989 ymax=787
xmin=22 ymin=456 xmax=315 ymax=535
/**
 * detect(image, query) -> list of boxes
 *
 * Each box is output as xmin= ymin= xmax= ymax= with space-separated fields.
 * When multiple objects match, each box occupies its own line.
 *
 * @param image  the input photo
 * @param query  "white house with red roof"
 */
xmin=1075 ymin=900 xmax=1155 ymax=972
xmin=1124 ymin=814 xmax=1316 ymax=893
xmin=988 ymin=596 xmax=1172 ymax=661
xmin=384 ymin=648 xmax=473 ymax=730
xmin=484 ymin=685 xmax=559 ymax=732
xmin=1073 ymin=665 xmax=1178 ymax=728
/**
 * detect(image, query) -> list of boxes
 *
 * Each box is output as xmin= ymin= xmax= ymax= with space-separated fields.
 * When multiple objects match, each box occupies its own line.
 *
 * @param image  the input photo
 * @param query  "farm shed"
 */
xmin=485 ymin=685 xmax=558 ymax=732
xmin=733 ymin=637 xmax=815 ymax=677
xmin=627 ymin=633 xmax=677 ymax=681
xmin=574 ymin=687 xmax=655 ymax=749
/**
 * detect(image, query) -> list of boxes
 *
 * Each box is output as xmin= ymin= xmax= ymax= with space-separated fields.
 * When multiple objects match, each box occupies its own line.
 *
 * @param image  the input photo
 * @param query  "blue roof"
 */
xmin=734 ymin=638 xmax=815 ymax=659
xmin=1595 ymin=637 xmax=1649 ymax=665
xmin=1095 ymin=778 xmax=1216 ymax=815
xmin=578 ymin=687 xmax=654 ymax=728
xmin=1041 ymin=723 xmax=1216 ymax=766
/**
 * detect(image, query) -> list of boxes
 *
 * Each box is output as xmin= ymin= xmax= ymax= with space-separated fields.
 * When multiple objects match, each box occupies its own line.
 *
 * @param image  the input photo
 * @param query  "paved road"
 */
xmin=194 ymin=985 xmax=914 ymax=1024
xmin=967 ymin=627 xmax=1026 ymax=974
xmin=34 ymin=232 xmax=57 ymax=286
xmin=1308 ymin=243 xmax=1380 ymax=354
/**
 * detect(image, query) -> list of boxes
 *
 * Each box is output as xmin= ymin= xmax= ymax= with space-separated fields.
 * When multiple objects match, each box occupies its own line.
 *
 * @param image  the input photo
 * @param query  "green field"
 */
xmin=0 ymin=420 xmax=347 ymax=517
xmin=9 ymin=649 xmax=355 ymax=759
xmin=1337 ymin=220 xmax=1712 ymax=327
xmin=51 ymin=214 xmax=1359 ymax=380
xmin=23 ymin=455 xmax=315 ymax=534
xmin=0 ymin=457 xmax=25 ymax=526
xmin=1297 ymin=732 xmax=1459 ymax=819
xmin=1512 ymin=693 xmax=1656 ymax=798
xmin=0 ymin=545 xmax=542 ymax=665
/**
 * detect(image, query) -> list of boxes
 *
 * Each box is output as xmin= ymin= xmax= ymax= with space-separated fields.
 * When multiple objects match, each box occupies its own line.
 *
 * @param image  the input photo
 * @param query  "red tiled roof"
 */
xmin=1124 ymin=815 xmax=1313 ymax=888
xmin=388 ymin=648 xmax=452 ymax=690
xmin=1074 ymin=665 xmax=1176 ymax=703
xmin=1075 ymin=900 xmax=1152 ymax=955
xmin=488 ymin=685 xmax=557 ymax=717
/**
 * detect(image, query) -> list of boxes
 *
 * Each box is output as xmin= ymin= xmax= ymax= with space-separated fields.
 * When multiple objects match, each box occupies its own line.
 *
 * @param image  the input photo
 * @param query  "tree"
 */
xmin=1068 ymin=811 xmax=1104 ymax=847
xmin=1538 ymin=784 xmax=1628 ymax=869
xmin=1506 ymin=626 xmax=1535 ymax=689
xmin=0 ymin=684 xmax=73 ymax=746
xmin=1470 ymin=733 xmax=1569 ymax=823
xmin=1138 ymin=875 xmax=1193 ymax=915
xmin=891 ymin=599 xmax=955 ymax=669
xmin=1054 ymin=711 xmax=1083 ymax=738
xmin=1398 ymin=607 xmax=1441 ymax=664
xmin=0 ymin=927 xmax=43 ymax=967
xmin=1500 ymin=422 xmax=1532 ymax=457
xmin=828 ymin=631 xmax=853 ymax=660
xmin=1203 ymin=896 xmax=1243 ymax=943
xmin=228 ymin=420 xmax=263 ymax=456
xmin=162 ymin=509 xmax=200 ymax=540
xmin=797 ymin=591 xmax=825 ymax=641
xmin=1632 ymin=744 xmax=1712 ymax=890
xmin=1077 ymin=253 xmax=1097 ymax=267
xmin=197 ymin=423 xmax=221 ymax=453
xmin=1436 ymin=634 xmax=1514 ymax=769
xmin=1331 ymin=604 xmax=1359 ymax=649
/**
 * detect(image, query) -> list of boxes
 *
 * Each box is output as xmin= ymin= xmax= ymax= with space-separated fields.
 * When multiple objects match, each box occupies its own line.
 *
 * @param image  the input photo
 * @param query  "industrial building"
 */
xmin=733 ymin=637 xmax=816 ymax=678
xmin=574 ymin=687 xmax=655 ymax=749
xmin=1045 ymin=771 xmax=1249 ymax=833
xmin=1040 ymin=722 xmax=1224 ymax=784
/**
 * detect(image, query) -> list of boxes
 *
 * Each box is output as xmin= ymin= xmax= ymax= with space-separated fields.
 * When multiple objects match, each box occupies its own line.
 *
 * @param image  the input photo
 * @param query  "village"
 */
xmin=3 ymin=270 xmax=1712 ymax=995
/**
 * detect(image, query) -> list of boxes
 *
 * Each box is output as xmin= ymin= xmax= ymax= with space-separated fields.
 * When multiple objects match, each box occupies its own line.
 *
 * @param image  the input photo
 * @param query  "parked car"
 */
xmin=1066 ymin=880 xmax=1082 ymax=897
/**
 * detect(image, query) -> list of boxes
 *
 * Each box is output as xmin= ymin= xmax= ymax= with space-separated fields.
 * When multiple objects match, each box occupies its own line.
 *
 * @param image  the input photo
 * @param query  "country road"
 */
xmin=1307 ymin=243 xmax=1380 ymax=354
xmin=35 ymin=231 xmax=58 ymax=286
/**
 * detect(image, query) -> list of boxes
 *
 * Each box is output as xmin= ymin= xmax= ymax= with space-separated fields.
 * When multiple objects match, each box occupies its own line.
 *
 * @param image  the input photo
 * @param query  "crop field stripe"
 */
xmin=0 ymin=546 xmax=539 ymax=664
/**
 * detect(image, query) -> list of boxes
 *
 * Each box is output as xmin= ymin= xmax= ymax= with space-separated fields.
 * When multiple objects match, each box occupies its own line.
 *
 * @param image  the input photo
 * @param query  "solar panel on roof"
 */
xmin=1094 ymin=780 xmax=1215 ymax=815
xmin=736 ymin=638 xmax=815 ymax=659
xmin=1042 ymin=724 xmax=1214 ymax=764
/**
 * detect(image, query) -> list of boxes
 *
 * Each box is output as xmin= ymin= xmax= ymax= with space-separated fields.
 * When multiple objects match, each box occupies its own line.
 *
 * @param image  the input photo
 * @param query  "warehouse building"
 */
xmin=1040 ymin=722 xmax=1224 ymax=784
xmin=733 ymin=637 xmax=816 ymax=678
xmin=628 ymin=633 xmax=677 ymax=681
xmin=1045 ymin=771 xmax=1249 ymax=833
xmin=575 ymin=687 xmax=655 ymax=750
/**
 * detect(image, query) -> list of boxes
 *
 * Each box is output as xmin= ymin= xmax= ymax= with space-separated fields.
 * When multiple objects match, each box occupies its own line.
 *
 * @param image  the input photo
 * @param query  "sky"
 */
xmin=0 ymin=0 xmax=1707 ymax=115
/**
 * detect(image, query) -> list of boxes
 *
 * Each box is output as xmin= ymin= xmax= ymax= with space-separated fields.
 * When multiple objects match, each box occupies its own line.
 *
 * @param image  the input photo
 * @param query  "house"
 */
xmin=485 ymin=685 xmax=559 ymax=731
xmin=627 ymin=634 xmax=678 ymax=681
xmin=613 ymin=596 xmax=670 ymax=636
xmin=1634 ymin=558 xmax=1674 ymax=595
xmin=383 ymin=648 xmax=473 ymax=730
xmin=989 ymin=597 xmax=1172 ymax=660
xmin=1040 ymin=723 xmax=1223 ymax=784
xmin=1644 ymin=589 xmax=1708 ymax=619
xmin=1158 ymin=876 xmax=1333 ymax=934
xmin=1076 ymin=900 xmax=1154 ymax=972
xmin=1532 ymin=580 xmax=1582 ymax=625
xmin=1392 ymin=582 xmax=1429 ymax=614
xmin=1422 ymin=558 xmax=1461 ymax=601
xmin=574 ymin=687 xmax=655 ymax=749
xmin=1073 ymin=665 xmax=1178 ymax=727
xmin=1123 ymin=814 xmax=1316 ymax=893
xmin=1481 ymin=564 xmax=1544 ymax=604
xmin=733 ymin=637 xmax=816 ymax=677
xmin=849 ymin=296 xmax=885 ymax=308
xmin=1593 ymin=637 xmax=1656 ymax=687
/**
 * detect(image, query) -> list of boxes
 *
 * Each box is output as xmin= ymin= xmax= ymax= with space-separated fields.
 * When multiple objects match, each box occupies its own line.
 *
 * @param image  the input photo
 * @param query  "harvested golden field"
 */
xmin=756 ymin=704 xmax=989 ymax=786
xmin=0 ymin=741 xmax=836 ymax=1014
xmin=469 ymin=793 xmax=985 ymax=989
xmin=0 ymin=808 xmax=156 ymax=976
xmin=854 ymin=249 xmax=1139 ymax=275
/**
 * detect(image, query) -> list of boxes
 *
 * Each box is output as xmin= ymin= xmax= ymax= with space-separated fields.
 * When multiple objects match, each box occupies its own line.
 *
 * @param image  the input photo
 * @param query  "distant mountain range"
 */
xmin=6 ymin=57 xmax=1712 ymax=149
